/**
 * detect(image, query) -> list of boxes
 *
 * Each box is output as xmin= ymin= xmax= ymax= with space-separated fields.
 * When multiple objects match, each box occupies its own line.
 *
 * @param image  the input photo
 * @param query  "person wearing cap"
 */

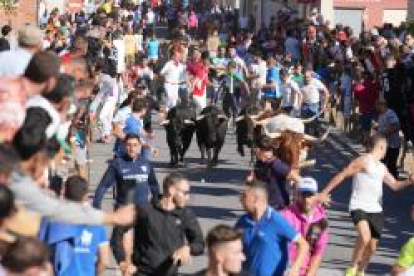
xmin=318 ymin=134 xmax=414 ymax=276
xmin=281 ymin=177 xmax=329 ymax=276
xmin=236 ymin=179 xmax=308 ymax=276
xmin=0 ymin=24 xmax=43 ymax=77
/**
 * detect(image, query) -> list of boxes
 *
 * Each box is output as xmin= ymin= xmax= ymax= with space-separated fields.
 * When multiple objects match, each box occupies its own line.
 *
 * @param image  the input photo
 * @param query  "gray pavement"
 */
xmin=88 ymin=122 xmax=414 ymax=276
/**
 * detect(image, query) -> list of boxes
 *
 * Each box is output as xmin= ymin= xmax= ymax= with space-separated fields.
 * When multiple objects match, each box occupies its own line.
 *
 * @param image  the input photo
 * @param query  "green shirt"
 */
xmin=291 ymin=73 xmax=304 ymax=88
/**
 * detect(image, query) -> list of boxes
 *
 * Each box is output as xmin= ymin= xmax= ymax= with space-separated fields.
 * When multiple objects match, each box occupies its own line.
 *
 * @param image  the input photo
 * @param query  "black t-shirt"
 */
xmin=0 ymin=37 xmax=10 ymax=52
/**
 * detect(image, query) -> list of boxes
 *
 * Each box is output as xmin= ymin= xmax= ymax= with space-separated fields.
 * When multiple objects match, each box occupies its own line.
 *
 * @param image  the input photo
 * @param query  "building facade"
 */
xmin=326 ymin=0 xmax=408 ymax=34
xmin=242 ymin=0 xmax=409 ymax=34
xmin=0 ymin=0 xmax=38 ymax=28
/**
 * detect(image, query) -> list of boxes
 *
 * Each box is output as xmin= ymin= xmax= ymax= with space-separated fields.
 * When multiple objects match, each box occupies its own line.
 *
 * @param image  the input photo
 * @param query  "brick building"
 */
xmin=241 ymin=0 xmax=409 ymax=34
xmin=325 ymin=0 xmax=408 ymax=34
xmin=0 ymin=0 xmax=38 ymax=29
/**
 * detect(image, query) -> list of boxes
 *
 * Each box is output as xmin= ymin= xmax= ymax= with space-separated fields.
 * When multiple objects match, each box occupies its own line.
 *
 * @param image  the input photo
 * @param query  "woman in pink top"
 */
xmin=281 ymin=177 xmax=329 ymax=276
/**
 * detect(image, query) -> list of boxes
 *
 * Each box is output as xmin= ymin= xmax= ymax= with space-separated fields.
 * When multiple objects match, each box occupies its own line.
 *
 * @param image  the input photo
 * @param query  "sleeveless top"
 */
xmin=349 ymin=155 xmax=386 ymax=213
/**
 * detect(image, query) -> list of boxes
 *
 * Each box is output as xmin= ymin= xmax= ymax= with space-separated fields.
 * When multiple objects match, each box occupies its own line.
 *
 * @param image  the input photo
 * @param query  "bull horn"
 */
xmin=263 ymin=126 xmax=281 ymax=139
xmin=235 ymin=115 xmax=244 ymax=122
xmin=196 ymin=115 xmax=205 ymax=121
xmin=299 ymin=159 xmax=316 ymax=168
xmin=218 ymin=114 xmax=228 ymax=120
xmin=301 ymin=110 xmax=323 ymax=124
xmin=184 ymin=119 xmax=194 ymax=125
xmin=249 ymin=114 xmax=260 ymax=120
xmin=159 ymin=120 xmax=170 ymax=126
xmin=303 ymin=127 xmax=331 ymax=143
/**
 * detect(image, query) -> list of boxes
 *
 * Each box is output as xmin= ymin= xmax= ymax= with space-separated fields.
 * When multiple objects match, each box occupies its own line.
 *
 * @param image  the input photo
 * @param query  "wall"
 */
xmin=333 ymin=0 xmax=408 ymax=28
xmin=408 ymin=0 xmax=414 ymax=21
xmin=0 ymin=0 xmax=38 ymax=29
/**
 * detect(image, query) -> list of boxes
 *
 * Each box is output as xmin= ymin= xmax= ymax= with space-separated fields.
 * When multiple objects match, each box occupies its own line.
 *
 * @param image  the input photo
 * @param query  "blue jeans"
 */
xmin=302 ymin=103 xmax=320 ymax=135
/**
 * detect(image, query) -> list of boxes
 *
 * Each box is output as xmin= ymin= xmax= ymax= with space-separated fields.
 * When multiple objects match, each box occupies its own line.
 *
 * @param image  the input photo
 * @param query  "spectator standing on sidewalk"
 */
xmin=352 ymin=70 xmax=379 ymax=147
xmin=375 ymin=100 xmax=401 ymax=178
xmin=0 ymin=24 xmax=43 ymax=77
xmin=236 ymin=180 xmax=308 ymax=276
xmin=318 ymin=134 xmax=414 ymax=276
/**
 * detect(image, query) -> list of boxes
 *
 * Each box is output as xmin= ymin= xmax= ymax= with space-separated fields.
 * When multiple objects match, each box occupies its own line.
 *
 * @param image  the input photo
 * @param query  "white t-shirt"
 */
xmin=301 ymin=78 xmax=326 ymax=104
xmin=281 ymin=80 xmax=300 ymax=108
xmin=0 ymin=48 xmax=33 ymax=77
xmin=160 ymin=60 xmax=186 ymax=84
xmin=249 ymin=60 xmax=267 ymax=89
xmin=134 ymin=34 xmax=143 ymax=52
xmin=147 ymin=10 xmax=155 ymax=24
xmin=112 ymin=39 xmax=126 ymax=73
xmin=350 ymin=155 xmax=386 ymax=213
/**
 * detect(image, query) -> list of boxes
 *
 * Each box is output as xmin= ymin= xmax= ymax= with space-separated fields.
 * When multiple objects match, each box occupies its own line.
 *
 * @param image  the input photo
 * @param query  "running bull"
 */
xmin=160 ymin=104 xmax=196 ymax=166
xmin=259 ymin=113 xmax=331 ymax=169
xmin=195 ymin=105 xmax=228 ymax=167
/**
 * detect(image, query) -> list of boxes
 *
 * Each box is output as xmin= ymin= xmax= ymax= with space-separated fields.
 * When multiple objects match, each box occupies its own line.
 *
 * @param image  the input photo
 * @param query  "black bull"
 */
xmin=195 ymin=106 xmax=229 ymax=167
xmin=161 ymin=105 xmax=196 ymax=166
xmin=235 ymin=105 xmax=264 ymax=163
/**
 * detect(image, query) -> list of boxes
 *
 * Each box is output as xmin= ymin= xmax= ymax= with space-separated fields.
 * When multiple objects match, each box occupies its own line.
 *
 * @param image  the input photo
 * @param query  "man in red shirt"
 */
xmin=353 ymin=71 xmax=379 ymax=147
xmin=187 ymin=49 xmax=209 ymax=110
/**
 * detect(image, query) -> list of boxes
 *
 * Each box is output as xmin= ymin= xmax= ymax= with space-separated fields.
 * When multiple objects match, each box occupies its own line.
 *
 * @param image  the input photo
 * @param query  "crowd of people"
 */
xmin=0 ymin=0 xmax=414 ymax=275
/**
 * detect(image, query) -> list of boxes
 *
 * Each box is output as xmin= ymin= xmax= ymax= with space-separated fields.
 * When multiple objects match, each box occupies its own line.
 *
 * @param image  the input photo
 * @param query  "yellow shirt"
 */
xmin=124 ymin=34 xmax=136 ymax=56
xmin=101 ymin=2 xmax=112 ymax=14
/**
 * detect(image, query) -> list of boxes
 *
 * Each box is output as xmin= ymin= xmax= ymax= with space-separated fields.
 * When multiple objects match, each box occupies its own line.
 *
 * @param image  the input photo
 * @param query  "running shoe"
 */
xmin=345 ymin=267 xmax=357 ymax=276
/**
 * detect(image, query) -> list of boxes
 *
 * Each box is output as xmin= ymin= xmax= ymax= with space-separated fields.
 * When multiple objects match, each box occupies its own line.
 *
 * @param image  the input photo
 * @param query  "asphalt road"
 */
xmin=89 ymin=119 xmax=414 ymax=276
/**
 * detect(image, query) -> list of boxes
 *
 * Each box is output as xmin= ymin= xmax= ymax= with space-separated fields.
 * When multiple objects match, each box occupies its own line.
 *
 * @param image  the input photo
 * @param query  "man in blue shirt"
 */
xmin=262 ymin=55 xmax=281 ymax=110
xmin=93 ymin=133 xmax=160 ymax=271
xmin=40 ymin=176 xmax=109 ymax=276
xmin=236 ymin=180 xmax=308 ymax=276
xmin=147 ymin=33 xmax=160 ymax=63
xmin=117 ymin=98 xmax=157 ymax=160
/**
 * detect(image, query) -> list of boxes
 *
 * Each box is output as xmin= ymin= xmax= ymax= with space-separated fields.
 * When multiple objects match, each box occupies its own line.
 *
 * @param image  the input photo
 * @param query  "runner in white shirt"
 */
xmin=319 ymin=135 xmax=414 ymax=276
xmin=160 ymin=50 xmax=186 ymax=109
xmin=249 ymin=50 xmax=267 ymax=103
xmin=279 ymin=68 xmax=302 ymax=115
xmin=300 ymin=69 xmax=329 ymax=134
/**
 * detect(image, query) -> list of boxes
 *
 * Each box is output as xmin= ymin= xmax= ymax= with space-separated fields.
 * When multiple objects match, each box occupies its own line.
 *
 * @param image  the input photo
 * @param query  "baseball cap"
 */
xmin=18 ymin=25 xmax=43 ymax=47
xmin=297 ymin=177 xmax=318 ymax=194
